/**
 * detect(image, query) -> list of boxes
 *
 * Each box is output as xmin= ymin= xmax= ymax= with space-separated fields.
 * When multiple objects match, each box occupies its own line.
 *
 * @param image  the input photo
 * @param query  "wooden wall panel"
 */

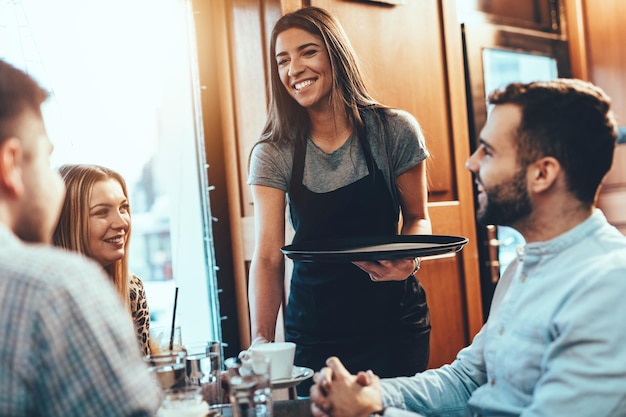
xmin=310 ymin=0 xmax=454 ymax=200
xmin=581 ymin=0 xmax=626 ymax=122
xmin=229 ymin=0 xmax=275 ymax=218
xmin=426 ymin=201 xmax=482 ymax=366
xmin=563 ymin=0 xmax=588 ymax=81
xmin=567 ymin=0 xmax=626 ymax=234
xmin=215 ymin=0 xmax=282 ymax=349
xmin=440 ymin=0 xmax=484 ymax=340
xmin=419 ymin=257 xmax=466 ymax=366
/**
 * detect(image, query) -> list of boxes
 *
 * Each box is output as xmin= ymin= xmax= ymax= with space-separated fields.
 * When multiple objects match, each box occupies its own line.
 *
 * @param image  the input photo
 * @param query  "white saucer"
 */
xmin=270 ymin=366 xmax=314 ymax=390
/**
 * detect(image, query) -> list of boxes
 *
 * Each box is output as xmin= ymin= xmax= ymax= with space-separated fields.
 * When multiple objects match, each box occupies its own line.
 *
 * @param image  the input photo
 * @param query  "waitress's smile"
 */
xmin=293 ymin=78 xmax=317 ymax=94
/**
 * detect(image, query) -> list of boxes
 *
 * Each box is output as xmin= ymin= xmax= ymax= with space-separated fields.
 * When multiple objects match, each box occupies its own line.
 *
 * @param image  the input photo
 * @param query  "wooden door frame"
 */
xmin=208 ymin=0 xmax=252 ymax=348
xmin=441 ymin=0 xmax=484 ymax=338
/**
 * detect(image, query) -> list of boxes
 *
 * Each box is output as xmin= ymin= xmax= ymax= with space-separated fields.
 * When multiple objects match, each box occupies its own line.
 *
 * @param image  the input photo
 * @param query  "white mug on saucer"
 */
xmin=247 ymin=342 xmax=296 ymax=380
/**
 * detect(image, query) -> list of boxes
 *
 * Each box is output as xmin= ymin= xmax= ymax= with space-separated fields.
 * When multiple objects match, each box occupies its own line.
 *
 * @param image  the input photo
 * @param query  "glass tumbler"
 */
xmin=185 ymin=341 xmax=223 ymax=415
xmin=144 ymin=350 xmax=187 ymax=391
xmin=224 ymin=356 xmax=272 ymax=417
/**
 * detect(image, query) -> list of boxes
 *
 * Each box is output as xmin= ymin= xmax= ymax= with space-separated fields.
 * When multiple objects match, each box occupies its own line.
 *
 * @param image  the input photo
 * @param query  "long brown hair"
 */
xmin=259 ymin=6 xmax=387 ymax=149
xmin=52 ymin=164 xmax=131 ymax=310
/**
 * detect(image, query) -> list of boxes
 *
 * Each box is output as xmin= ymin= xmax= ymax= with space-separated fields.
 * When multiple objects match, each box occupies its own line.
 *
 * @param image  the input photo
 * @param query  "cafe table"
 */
xmin=274 ymin=399 xmax=313 ymax=417
xmin=219 ymin=399 xmax=313 ymax=417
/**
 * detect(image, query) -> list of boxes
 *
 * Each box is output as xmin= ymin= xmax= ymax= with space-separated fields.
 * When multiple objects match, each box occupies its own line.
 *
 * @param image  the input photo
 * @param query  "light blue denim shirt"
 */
xmin=380 ymin=210 xmax=626 ymax=417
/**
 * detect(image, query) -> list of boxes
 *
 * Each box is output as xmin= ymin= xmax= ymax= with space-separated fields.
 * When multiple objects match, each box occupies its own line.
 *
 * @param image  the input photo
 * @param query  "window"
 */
xmin=0 ymin=0 xmax=220 ymax=344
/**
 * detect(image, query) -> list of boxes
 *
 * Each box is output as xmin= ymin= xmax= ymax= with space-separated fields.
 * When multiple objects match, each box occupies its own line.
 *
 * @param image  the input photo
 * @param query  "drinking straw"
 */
xmin=169 ymin=286 xmax=179 ymax=351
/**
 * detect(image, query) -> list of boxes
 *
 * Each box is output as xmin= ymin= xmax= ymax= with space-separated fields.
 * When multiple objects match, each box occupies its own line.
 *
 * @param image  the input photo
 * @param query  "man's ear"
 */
xmin=528 ymin=156 xmax=561 ymax=194
xmin=0 ymin=137 xmax=25 ymax=197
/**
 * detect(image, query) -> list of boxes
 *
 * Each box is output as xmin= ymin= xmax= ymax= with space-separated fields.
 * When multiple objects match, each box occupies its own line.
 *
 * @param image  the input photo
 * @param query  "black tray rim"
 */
xmin=280 ymin=234 xmax=469 ymax=262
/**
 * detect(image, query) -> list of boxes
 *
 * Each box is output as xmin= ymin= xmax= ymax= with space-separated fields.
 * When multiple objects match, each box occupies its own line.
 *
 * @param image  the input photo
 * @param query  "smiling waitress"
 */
xmin=247 ymin=6 xmax=432 ymax=396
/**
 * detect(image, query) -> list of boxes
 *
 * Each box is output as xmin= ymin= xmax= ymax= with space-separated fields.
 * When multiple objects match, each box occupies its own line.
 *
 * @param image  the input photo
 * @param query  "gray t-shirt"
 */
xmin=248 ymin=108 xmax=428 ymax=199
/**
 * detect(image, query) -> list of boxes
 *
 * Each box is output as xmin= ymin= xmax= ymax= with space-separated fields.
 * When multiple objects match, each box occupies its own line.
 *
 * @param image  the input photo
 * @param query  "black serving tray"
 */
xmin=281 ymin=234 xmax=468 ymax=262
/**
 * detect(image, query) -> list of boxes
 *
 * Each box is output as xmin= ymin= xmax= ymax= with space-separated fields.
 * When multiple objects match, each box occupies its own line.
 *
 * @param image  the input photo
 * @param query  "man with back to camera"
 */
xmin=0 ymin=59 xmax=162 ymax=416
xmin=309 ymin=78 xmax=626 ymax=417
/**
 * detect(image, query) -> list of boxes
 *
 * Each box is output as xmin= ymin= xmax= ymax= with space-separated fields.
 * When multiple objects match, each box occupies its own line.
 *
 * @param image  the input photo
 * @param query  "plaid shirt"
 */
xmin=0 ymin=225 xmax=161 ymax=416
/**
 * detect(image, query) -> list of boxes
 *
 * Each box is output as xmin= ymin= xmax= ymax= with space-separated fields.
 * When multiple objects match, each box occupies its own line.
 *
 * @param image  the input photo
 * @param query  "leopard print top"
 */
xmin=129 ymin=274 xmax=150 ymax=355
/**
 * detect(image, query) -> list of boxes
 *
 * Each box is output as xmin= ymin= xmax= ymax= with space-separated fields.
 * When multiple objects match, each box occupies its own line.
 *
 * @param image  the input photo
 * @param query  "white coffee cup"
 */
xmin=249 ymin=342 xmax=296 ymax=380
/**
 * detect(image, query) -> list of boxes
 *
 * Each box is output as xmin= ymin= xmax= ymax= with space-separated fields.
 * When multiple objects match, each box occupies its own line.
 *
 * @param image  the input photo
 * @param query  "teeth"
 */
xmin=105 ymin=237 xmax=123 ymax=244
xmin=294 ymin=79 xmax=314 ymax=90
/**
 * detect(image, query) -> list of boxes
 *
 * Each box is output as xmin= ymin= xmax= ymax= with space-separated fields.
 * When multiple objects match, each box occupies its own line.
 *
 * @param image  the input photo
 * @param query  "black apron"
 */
xmin=284 ymin=131 xmax=430 ymax=396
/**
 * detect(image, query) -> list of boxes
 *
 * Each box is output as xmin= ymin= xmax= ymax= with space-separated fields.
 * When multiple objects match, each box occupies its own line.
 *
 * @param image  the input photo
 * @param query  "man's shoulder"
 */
xmin=588 ymin=213 xmax=626 ymax=256
xmin=568 ymin=217 xmax=626 ymax=283
xmin=592 ymin=234 xmax=626 ymax=269
xmin=0 ymin=241 xmax=107 ymax=291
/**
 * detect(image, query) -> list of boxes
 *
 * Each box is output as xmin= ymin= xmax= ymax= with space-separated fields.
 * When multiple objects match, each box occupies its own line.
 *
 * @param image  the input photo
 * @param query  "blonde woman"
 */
xmin=53 ymin=164 xmax=151 ymax=354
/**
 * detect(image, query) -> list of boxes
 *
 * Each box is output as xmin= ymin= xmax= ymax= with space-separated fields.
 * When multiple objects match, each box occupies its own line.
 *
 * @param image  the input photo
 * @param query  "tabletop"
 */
xmin=220 ymin=399 xmax=313 ymax=417
xmin=274 ymin=399 xmax=313 ymax=417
